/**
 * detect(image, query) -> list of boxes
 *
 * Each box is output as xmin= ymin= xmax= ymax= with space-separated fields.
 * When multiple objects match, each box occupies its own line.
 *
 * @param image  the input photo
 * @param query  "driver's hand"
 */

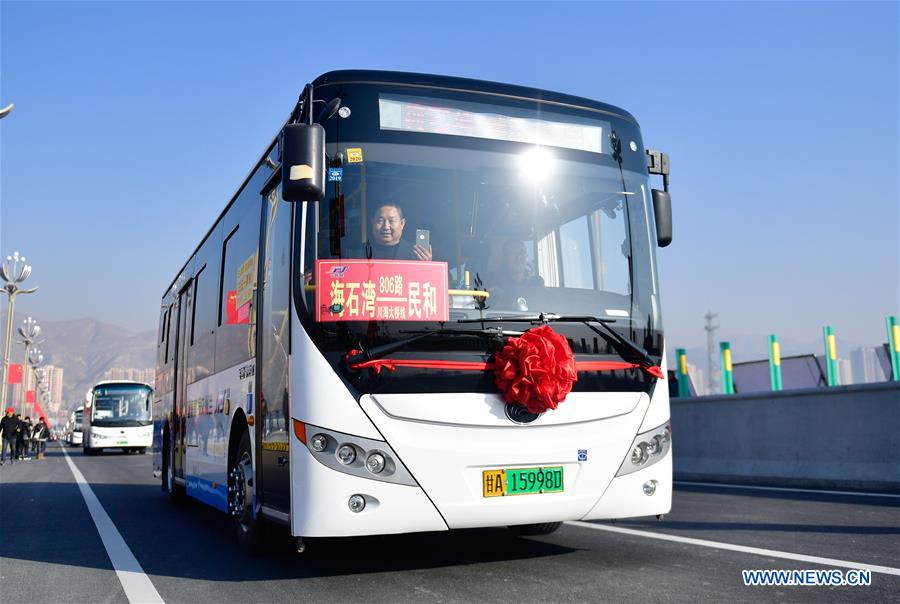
xmin=412 ymin=244 xmax=432 ymax=261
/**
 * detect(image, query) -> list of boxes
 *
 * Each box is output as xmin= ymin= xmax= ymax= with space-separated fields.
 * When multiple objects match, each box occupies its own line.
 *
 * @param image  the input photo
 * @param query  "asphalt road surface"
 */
xmin=1 ymin=443 xmax=897 ymax=603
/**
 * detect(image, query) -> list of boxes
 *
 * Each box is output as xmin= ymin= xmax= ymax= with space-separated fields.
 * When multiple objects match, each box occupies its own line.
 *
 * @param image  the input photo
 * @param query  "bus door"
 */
xmin=172 ymin=280 xmax=193 ymax=479
xmin=256 ymin=183 xmax=293 ymax=511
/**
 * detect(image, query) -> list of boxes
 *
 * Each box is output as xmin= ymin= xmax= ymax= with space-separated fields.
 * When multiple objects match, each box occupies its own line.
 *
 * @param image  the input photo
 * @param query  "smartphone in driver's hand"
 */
xmin=416 ymin=229 xmax=431 ymax=249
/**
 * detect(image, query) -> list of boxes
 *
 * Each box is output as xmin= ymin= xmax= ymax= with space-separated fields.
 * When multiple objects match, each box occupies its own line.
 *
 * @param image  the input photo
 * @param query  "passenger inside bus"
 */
xmin=362 ymin=203 xmax=432 ymax=261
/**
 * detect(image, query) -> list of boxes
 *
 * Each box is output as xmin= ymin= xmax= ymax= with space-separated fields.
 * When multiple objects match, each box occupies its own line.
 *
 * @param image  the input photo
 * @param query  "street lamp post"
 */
xmin=35 ymin=371 xmax=46 ymax=415
xmin=1 ymin=252 xmax=38 ymax=409
xmin=29 ymin=350 xmax=45 ymax=417
xmin=18 ymin=318 xmax=44 ymax=415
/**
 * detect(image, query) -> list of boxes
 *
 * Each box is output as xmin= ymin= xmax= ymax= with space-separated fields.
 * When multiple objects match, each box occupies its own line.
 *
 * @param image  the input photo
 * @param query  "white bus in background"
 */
xmin=67 ymin=407 xmax=84 ymax=446
xmin=83 ymin=381 xmax=153 ymax=455
xmin=155 ymin=70 xmax=674 ymax=552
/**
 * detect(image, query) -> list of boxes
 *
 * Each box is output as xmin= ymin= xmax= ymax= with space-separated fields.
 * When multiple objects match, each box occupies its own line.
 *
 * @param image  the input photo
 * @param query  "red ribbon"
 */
xmin=346 ymin=352 xmax=663 ymax=379
xmin=348 ymin=326 xmax=663 ymax=414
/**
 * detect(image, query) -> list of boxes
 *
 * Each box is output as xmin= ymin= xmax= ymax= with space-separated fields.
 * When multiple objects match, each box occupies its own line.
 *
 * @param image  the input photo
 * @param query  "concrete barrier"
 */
xmin=671 ymin=381 xmax=900 ymax=492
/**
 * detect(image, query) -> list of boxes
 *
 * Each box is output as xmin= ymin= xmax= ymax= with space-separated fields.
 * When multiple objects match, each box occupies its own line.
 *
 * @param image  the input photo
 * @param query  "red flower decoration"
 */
xmin=493 ymin=325 xmax=578 ymax=414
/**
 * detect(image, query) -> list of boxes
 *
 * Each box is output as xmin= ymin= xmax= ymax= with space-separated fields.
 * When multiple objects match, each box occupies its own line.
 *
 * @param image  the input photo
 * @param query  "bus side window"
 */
xmin=216 ymin=168 xmax=265 ymax=371
xmin=159 ymin=308 xmax=168 ymax=343
xmin=189 ymin=224 xmax=221 ymax=383
xmin=164 ymin=304 xmax=174 ymax=364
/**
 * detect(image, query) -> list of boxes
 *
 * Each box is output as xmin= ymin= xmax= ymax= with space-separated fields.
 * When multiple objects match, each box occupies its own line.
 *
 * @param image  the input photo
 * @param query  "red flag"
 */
xmin=225 ymin=290 xmax=249 ymax=325
xmin=8 ymin=364 xmax=22 ymax=384
xmin=226 ymin=290 xmax=239 ymax=324
xmin=25 ymin=390 xmax=35 ymax=403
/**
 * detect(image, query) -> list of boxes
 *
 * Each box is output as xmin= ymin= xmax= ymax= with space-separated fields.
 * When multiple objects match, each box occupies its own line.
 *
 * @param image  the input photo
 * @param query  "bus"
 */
xmin=154 ymin=70 xmax=674 ymax=551
xmin=67 ymin=407 xmax=83 ymax=446
xmin=83 ymin=381 xmax=153 ymax=455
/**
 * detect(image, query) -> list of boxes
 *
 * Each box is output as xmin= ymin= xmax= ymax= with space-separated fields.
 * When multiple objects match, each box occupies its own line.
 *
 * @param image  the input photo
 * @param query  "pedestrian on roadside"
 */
xmin=21 ymin=415 xmax=33 ymax=460
xmin=1 ymin=407 xmax=20 ymax=465
xmin=32 ymin=417 xmax=49 ymax=460
xmin=15 ymin=414 xmax=28 ymax=460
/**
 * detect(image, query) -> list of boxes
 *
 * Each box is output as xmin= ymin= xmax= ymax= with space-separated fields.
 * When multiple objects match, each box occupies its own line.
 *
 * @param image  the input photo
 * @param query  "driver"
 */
xmin=486 ymin=239 xmax=544 ymax=307
xmin=366 ymin=203 xmax=432 ymax=261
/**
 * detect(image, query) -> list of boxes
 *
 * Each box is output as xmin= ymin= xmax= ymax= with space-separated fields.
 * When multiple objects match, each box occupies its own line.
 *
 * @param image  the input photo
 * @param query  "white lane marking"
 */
xmin=675 ymin=480 xmax=900 ymax=499
xmin=62 ymin=447 xmax=165 ymax=603
xmin=566 ymin=521 xmax=900 ymax=576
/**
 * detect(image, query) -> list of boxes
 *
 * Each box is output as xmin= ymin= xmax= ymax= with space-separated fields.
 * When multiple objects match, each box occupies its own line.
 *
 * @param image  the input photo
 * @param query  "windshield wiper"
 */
xmin=457 ymin=313 xmax=655 ymax=369
xmin=346 ymin=326 xmax=523 ymax=367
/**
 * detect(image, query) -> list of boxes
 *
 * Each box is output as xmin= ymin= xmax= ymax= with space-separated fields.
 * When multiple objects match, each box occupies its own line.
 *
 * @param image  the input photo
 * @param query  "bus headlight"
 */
xmin=302 ymin=423 xmax=417 ymax=486
xmin=616 ymin=421 xmax=671 ymax=477
xmin=336 ymin=445 xmax=356 ymax=465
xmin=365 ymin=452 xmax=386 ymax=474
xmin=631 ymin=443 xmax=649 ymax=465
xmin=348 ymin=494 xmax=366 ymax=513
xmin=310 ymin=434 xmax=328 ymax=452
xmin=646 ymin=435 xmax=664 ymax=456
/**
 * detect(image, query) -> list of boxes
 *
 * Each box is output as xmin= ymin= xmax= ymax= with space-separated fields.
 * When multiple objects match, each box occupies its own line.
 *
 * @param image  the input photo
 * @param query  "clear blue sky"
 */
xmin=1 ymin=1 xmax=897 ymax=359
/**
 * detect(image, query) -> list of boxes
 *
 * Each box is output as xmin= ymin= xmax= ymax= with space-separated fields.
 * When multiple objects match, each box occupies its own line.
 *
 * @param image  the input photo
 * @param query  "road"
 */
xmin=1 ymin=443 xmax=897 ymax=603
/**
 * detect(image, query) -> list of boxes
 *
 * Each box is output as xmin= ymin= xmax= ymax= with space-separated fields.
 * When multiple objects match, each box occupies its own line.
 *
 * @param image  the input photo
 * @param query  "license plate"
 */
xmin=117 ymin=441 xmax=128 ymax=445
xmin=482 ymin=466 xmax=564 ymax=497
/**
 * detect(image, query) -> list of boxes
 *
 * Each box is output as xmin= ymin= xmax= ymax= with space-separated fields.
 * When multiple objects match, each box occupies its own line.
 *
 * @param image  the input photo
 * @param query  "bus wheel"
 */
xmin=137 ymin=447 xmax=147 ymax=455
xmin=507 ymin=522 xmax=562 ymax=536
xmin=162 ymin=429 xmax=184 ymax=503
xmin=229 ymin=430 xmax=265 ymax=552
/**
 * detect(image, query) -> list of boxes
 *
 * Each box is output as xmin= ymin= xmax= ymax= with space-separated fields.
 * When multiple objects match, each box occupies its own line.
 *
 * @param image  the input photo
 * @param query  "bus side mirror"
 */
xmin=651 ymin=189 xmax=673 ymax=247
xmin=281 ymin=123 xmax=325 ymax=202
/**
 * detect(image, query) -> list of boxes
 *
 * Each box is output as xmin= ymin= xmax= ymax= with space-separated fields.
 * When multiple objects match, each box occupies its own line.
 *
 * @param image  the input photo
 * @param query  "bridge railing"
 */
xmin=671 ymin=381 xmax=900 ymax=493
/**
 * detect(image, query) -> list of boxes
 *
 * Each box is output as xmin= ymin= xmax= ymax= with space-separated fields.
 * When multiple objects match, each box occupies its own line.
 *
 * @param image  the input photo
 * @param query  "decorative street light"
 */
xmin=30 ymin=350 xmax=45 ymax=417
xmin=1 ymin=252 xmax=38 ymax=409
xmin=0 ymin=103 xmax=13 ymax=119
xmin=18 ymin=317 xmax=44 ymax=415
xmin=29 ymin=347 xmax=44 ymax=365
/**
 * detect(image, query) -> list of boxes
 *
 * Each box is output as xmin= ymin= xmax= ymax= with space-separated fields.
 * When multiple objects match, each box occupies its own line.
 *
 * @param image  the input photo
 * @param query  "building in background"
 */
xmin=102 ymin=367 xmax=154 ymax=388
xmin=47 ymin=365 xmax=64 ymax=411
xmin=23 ymin=364 xmax=65 ymax=412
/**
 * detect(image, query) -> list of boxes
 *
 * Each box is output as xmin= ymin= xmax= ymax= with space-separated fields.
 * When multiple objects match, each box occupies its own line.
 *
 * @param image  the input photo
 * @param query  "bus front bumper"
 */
xmin=353 ymin=391 xmax=669 ymax=530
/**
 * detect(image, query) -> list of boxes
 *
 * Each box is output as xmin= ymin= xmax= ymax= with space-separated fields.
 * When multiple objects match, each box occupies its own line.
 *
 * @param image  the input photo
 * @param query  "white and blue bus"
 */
xmin=154 ymin=70 xmax=674 ymax=551
xmin=67 ymin=406 xmax=83 ymax=446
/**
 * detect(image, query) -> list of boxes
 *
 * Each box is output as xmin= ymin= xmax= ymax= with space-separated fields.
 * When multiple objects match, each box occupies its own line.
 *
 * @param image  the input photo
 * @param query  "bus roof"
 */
xmin=312 ymin=70 xmax=639 ymax=124
xmin=92 ymin=380 xmax=152 ymax=389
xmin=161 ymin=70 xmax=639 ymax=298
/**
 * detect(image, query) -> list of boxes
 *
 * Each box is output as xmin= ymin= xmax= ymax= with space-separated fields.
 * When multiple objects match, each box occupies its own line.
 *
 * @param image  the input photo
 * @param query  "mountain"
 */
xmin=1 ymin=310 xmax=155 ymax=406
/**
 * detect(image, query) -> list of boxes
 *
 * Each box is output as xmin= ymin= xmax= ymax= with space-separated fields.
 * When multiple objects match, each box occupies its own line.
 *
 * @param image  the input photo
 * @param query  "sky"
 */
xmin=1 ymin=1 xmax=897 ymax=361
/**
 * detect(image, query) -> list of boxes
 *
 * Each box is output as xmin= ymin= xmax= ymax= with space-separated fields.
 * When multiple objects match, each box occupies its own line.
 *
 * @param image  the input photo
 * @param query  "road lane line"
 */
xmin=62 ymin=447 xmax=165 ymax=604
xmin=565 ymin=521 xmax=900 ymax=577
xmin=675 ymin=480 xmax=900 ymax=499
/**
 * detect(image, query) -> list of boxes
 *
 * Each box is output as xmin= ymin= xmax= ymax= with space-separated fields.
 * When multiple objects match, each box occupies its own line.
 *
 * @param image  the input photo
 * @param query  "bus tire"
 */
xmin=137 ymin=447 xmax=147 ymax=455
xmin=507 ymin=522 xmax=562 ymax=536
xmin=230 ymin=430 xmax=266 ymax=553
xmin=162 ymin=428 xmax=184 ymax=503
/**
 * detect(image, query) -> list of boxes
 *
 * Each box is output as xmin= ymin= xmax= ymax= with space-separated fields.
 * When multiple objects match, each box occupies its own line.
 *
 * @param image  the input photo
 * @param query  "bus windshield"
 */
xmin=92 ymin=385 xmax=152 ymax=427
xmin=297 ymin=85 xmax=663 ymax=371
